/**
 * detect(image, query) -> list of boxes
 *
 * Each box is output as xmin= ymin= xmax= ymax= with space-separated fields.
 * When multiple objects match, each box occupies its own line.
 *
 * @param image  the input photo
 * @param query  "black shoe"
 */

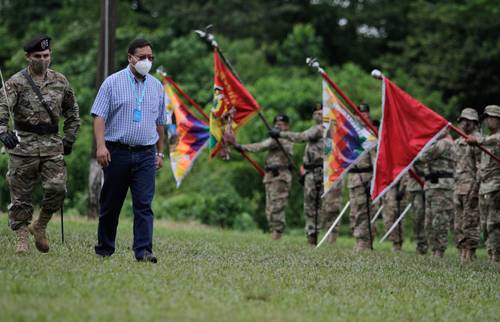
xmin=136 ymin=252 xmax=157 ymax=263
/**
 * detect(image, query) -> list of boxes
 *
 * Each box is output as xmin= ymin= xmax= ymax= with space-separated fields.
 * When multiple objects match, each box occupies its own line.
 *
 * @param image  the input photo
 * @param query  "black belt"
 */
xmin=106 ymin=141 xmax=154 ymax=152
xmin=15 ymin=121 xmax=58 ymax=135
xmin=303 ymin=163 xmax=322 ymax=170
xmin=349 ymin=166 xmax=373 ymax=173
xmin=265 ymin=164 xmax=292 ymax=172
xmin=425 ymin=172 xmax=453 ymax=183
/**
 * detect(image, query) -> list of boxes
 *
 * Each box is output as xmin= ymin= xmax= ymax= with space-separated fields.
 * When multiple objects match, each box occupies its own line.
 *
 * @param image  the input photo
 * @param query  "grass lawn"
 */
xmin=0 ymin=214 xmax=498 ymax=322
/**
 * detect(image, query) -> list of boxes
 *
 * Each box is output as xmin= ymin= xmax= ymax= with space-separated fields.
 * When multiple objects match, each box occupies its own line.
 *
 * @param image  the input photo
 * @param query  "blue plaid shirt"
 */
xmin=90 ymin=66 xmax=166 ymax=146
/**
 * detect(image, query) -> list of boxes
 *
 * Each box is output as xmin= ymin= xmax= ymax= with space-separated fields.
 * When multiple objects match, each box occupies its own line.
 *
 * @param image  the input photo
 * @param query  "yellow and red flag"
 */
xmin=209 ymin=49 xmax=261 ymax=158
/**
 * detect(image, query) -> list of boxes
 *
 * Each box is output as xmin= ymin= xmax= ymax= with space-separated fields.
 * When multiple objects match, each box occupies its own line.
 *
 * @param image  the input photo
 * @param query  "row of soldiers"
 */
xmin=230 ymin=104 xmax=499 ymax=264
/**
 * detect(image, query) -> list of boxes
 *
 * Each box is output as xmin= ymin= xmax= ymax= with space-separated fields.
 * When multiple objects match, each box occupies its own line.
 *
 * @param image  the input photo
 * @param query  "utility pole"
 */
xmin=88 ymin=0 xmax=116 ymax=218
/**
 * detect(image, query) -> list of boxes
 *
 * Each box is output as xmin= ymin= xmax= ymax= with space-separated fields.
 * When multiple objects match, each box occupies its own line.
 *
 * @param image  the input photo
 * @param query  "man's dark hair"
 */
xmin=127 ymin=38 xmax=153 ymax=55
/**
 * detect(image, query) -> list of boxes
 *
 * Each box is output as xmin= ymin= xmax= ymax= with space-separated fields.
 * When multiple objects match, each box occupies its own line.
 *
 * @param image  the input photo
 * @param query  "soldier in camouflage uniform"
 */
xmin=272 ymin=106 xmax=342 ymax=246
xmin=467 ymin=105 xmax=500 ymax=263
xmin=406 ymin=161 xmax=428 ymax=255
xmin=453 ymin=108 xmax=481 ymax=262
xmin=347 ymin=104 xmax=376 ymax=251
xmin=233 ymin=114 xmax=293 ymax=240
xmin=0 ymin=36 xmax=80 ymax=254
xmin=419 ymin=131 xmax=456 ymax=258
xmin=382 ymin=178 xmax=407 ymax=252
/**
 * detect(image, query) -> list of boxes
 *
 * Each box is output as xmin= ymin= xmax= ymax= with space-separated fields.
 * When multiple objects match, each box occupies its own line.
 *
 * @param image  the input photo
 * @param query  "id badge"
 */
xmin=133 ymin=108 xmax=142 ymax=122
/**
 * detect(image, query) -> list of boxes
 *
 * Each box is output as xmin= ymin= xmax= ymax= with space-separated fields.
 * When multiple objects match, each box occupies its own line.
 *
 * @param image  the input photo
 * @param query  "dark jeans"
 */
xmin=95 ymin=144 xmax=156 ymax=259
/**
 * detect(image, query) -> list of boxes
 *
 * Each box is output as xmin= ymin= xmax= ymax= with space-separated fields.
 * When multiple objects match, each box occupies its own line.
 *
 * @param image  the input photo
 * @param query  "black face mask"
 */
xmin=29 ymin=58 xmax=50 ymax=75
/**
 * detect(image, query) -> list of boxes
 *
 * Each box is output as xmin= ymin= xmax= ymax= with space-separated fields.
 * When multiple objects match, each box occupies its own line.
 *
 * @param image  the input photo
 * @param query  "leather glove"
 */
xmin=268 ymin=127 xmax=281 ymax=139
xmin=0 ymin=131 xmax=19 ymax=149
xmin=62 ymin=138 xmax=73 ymax=155
xmin=233 ymin=144 xmax=243 ymax=153
xmin=396 ymin=191 xmax=405 ymax=201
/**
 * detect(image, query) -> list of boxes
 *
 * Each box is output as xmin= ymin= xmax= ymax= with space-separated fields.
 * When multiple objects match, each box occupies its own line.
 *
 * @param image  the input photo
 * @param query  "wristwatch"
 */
xmin=156 ymin=152 xmax=165 ymax=159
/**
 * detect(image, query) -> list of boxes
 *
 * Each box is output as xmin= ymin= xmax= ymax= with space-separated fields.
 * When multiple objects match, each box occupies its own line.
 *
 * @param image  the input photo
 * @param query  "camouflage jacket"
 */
xmin=478 ymin=132 xmax=500 ymax=194
xmin=405 ymin=160 xmax=425 ymax=192
xmin=454 ymin=131 xmax=481 ymax=195
xmin=280 ymin=124 xmax=323 ymax=166
xmin=242 ymin=137 xmax=293 ymax=184
xmin=0 ymin=68 xmax=80 ymax=156
xmin=419 ymin=137 xmax=456 ymax=190
xmin=347 ymin=149 xmax=375 ymax=189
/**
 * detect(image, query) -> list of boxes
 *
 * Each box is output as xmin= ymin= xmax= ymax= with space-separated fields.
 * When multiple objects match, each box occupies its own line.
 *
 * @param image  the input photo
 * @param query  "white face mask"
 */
xmin=134 ymin=59 xmax=152 ymax=76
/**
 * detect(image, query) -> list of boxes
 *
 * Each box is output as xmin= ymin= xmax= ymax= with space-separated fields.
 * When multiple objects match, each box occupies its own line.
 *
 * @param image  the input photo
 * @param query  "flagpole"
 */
xmin=380 ymin=203 xmax=412 ymax=243
xmin=316 ymin=201 xmax=350 ymax=249
xmin=195 ymin=26 xmax=297 ymax=171
xmin=370 ymin=69 xmax=500 ymax=164
xmin=306 ymin=58 xmax=424 ymax=187
xmin=158 ymin=69 xmax=265 ymax=177
xmin=166 ymin=77 xmax=210 ymax=122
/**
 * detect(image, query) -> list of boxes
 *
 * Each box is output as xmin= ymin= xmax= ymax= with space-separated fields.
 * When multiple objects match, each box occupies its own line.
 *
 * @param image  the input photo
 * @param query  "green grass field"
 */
xmin=0 ymin=215 xmax=498 ymax=322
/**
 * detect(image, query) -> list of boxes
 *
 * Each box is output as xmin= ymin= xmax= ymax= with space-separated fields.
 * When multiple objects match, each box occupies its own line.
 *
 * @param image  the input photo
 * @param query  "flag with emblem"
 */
xmin=209 ymin=49 xmax=261 ymax=159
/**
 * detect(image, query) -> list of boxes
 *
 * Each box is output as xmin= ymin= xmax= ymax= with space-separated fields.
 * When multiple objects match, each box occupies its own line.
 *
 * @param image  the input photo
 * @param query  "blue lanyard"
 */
xmin=127 ymin=72 xmax=147 ymax=110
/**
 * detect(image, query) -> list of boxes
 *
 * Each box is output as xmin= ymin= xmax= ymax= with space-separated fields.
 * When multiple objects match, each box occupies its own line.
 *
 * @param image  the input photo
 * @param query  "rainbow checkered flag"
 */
xmin=322 ymin=80 xmax=377 ymax=196
xmin=164 ymin=82 xmax=210 ymax=187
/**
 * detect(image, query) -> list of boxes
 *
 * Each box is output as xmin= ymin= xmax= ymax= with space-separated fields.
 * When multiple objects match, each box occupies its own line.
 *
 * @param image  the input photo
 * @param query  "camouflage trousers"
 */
xmin=408 ymin=191 xmax=427 ymax=254
xmin=321 ymin=185 xmax=342 ymax=236
xmin=382 ymin=188 xmax=405 ymax=245
xmin=265 ymin=178 xmax=291 ymax=233
xmin=349 ymin=185 xmax=376 ymax=243
xmin=479 ymin=190 xmax=500 ymax=257
xmin=6 ymin=154 xmax=66 ymax=230
xmin=453 ymin=192 xmax=480 ymax=251
xmin=425 ymin=189 xmax=453 ymax=253
xmin=304 ymin=170 xmax=322 ymax=236
xmin=303 ymin=170 xmax=342 ymax=237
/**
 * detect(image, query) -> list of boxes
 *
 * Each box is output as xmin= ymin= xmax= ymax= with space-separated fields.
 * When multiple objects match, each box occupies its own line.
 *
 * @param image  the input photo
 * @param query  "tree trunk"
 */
xmin=88 ymin=0 xmax=116 ymax=219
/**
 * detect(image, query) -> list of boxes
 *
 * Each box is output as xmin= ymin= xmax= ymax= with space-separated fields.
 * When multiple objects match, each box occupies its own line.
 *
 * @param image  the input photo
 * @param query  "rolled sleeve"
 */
xmin=90 ymin=80 xmax=111 ymax=120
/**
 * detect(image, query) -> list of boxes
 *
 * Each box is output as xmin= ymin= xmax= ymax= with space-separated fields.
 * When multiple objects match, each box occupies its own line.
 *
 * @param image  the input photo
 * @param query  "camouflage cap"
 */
xmin=483 ymin=105 xmax=500 ymax=118
xmin=457 ymin=108 xmax=479 ymax=122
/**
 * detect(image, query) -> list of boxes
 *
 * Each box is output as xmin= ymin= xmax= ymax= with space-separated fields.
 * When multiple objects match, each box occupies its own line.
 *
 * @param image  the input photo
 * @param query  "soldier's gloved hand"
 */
xmin=0 ymin=131 xmax=19 ymax=149
xmin=269 ymin=127 xmax=281 ymax=139
xmin=62 ymin=138 xmax=73 ymax=155
xmin=396 ymin=191 xmax=405 ymax=201
xmin=233 ymin=144 xmax=243 ymax=153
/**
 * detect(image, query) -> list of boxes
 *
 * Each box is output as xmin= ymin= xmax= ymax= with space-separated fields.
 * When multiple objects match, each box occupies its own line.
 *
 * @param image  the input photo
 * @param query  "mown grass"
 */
xmin=0 ymin=215 xmax=498 ymax=322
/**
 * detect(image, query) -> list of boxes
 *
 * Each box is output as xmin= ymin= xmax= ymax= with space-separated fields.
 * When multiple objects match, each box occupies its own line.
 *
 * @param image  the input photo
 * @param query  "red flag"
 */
xmin=371 ymin=77 xmax=450 ymax=202
xmin=209 ymin=49 xmax=261 ymax=158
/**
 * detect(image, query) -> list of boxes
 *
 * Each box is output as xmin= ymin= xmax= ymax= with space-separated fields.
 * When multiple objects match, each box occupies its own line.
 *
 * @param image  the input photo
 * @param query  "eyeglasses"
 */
xmin=132 ymin=54 xmax=154 ymax=61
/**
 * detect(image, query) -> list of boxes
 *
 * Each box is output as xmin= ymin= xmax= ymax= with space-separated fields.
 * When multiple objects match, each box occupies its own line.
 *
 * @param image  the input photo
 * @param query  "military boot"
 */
xmin=307 ymin=233 xmax=317 ymax=246
xmin=271 ymin=230 xmax=282 ymax=240
xmin=326 ymin=233 xmax=337 ymax=244
xmin=459 ymin=248 xmax=465 ymax=262
xmin=392 ymin=243 xmax=402 ymax=252
xmin=15 ymin=226 xmax=30 ymax=254
xmin=492 ymin=253 xmax=500 ymax=263
xmin=463 ymin=249 xmax=477 ymax=264
xmin=432 ymin=250 xmax=444 ymax=258
xmin=354 ymin=239 xmax=370 ymax=252
xmin=28 ymin=211 xmax=53 ymax=253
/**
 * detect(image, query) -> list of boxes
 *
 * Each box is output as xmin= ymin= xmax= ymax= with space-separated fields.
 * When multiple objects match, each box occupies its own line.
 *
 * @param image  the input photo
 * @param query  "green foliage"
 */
xmin=0 ymin=0 xmax=497 ymax=230
xmin=0 ymin=216 xmax=498 ymax=322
